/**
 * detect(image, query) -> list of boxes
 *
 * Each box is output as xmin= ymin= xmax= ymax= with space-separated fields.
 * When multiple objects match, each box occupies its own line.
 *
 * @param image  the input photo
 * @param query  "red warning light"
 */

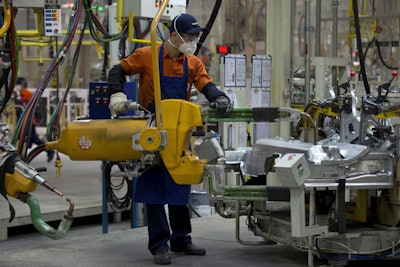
xmin=217 ymin=45 xmax=230 ymax=54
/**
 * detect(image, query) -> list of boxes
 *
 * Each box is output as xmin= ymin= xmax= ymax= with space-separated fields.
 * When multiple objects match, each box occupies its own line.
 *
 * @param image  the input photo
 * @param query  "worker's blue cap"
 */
xmin=16 ymin=77 xmax=26 ymax=85
xmin=170 ymin=14 xmax=208 ymax=34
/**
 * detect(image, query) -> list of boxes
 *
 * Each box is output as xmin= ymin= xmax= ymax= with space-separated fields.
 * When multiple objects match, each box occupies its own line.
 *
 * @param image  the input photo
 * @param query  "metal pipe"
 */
xmin=304 ymin=0 xmax=311 ymax=103
xmin=19 ymin=193 xmax=74 ymax=240
xmin=235 ymin=201 xmax=272 ymax=245
xmin=19 ymin=40 xmax=97 ymax=47
xmin=332 ymin=0 xmax=339 ymax=92
xmin=150 ymin=0 xmax=169 ymax=131
xmin=205 ymin=168 xmax=226 ymax=197
xmin=17 ymin=29 xmax=91 ymax=37
xmin=308 ymin=189 xmax=315 ymax=267
xmin=290 ymin=0 xmax=296 ymax=92
xmin=300 ymin=112 xmax=318 ymax=144
xmin=315 ymin=0 xmax=321 ymax=56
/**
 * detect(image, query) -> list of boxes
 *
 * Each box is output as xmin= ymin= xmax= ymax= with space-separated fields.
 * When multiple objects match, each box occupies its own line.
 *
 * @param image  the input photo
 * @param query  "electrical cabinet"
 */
xmin=274 ymin=153 xmax=311 ymax=187
xmin=12 ymin=0 xmax=44 ymax=8
xmin=122 ymin=0 xmax=186 ymax=20
xmin=89 ymin=81 xmax=137 ymax=119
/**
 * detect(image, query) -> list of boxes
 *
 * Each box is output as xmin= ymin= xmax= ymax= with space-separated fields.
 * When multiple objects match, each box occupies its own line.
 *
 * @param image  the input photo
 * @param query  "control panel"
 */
xmin=123 ymin=0 xmax=186 ymax=21
xmin=88 ymin=81 xmax=137 ymax=119
xmin=44 ymin=4 xmax=62 ymax=36
xmin=274 ymin=153 xmax=311 ymax=187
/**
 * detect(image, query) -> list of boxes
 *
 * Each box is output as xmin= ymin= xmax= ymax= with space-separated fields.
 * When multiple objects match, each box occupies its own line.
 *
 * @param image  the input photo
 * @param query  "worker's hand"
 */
xmin=210 ymin=96 xmax=233 ymax=115
xmin=109 ymin=92 xmax=130 ymax=117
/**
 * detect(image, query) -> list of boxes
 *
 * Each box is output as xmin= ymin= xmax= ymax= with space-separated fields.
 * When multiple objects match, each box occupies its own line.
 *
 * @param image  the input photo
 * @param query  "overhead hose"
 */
xmin=19 ymin=193 xmax=74 ymax=240
xmin=46 ymin=18 xmax=88 ymax=142
xmin=194 ymin=0 xmax=222 ymax=56
xmin=12 ymin=0 xmax=83 ymax=157
xmin=352 ymin=0 xmax=370 ymax=95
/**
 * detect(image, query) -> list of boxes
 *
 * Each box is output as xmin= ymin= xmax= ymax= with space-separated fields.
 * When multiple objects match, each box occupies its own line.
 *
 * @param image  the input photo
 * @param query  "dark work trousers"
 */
xmin=147 ymin=203 xmax=192 ymax=254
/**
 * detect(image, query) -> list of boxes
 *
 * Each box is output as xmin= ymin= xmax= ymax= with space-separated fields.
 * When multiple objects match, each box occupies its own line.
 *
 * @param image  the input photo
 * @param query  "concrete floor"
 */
xmin=0 ymin=216 xmax=315 ymax=267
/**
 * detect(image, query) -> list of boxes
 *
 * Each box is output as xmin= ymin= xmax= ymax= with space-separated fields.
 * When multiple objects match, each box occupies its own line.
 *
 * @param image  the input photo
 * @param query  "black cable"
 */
xmin=0 ymin=32 xmax=12 ymax=114
xmin=363 ymin=38 xmax=398 ymax=71
xmin=375 ymin=39 xmax=398 ymax=70
xmin=104 ymin=162 xmax=132 ymax=212
xmin=352 ymin=0 xmax=370 ymax=95
xmin=194 ymin=0 xmax=223 ymax=56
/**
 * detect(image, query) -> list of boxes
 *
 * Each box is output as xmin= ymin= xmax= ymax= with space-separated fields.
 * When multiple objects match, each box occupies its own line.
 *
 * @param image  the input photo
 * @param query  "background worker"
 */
xmin=16 ymin=77 xmax=54 ymax=162
xmin=107 ymin=13 xmax=232 ymax=265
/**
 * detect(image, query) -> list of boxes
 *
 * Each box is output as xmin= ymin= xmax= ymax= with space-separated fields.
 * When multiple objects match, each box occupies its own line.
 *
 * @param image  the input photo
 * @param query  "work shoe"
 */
xmin=171 ymin=243 xmax=206 ymax=256
xmin=153 ymin=250 xmax=171 ymax=265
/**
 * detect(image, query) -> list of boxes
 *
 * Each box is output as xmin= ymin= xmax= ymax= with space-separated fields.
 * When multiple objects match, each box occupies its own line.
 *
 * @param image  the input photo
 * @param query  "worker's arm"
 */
xmin=202 ymin=82 xmax=233 ymax=115
xmin=107 ymin=64 xmax=130 ymax=116
xmin=107 ymin=64 xmax=126 ymax=97
xmin=189 ymin=56 xmax=233 ymax=115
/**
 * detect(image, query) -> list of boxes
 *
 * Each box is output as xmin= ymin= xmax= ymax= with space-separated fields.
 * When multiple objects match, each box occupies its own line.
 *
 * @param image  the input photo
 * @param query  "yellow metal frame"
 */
xmin=128 ymin=12 xmax=162 ymax=45
xmin=0 ymin=1 xmax=11 ymax=37
xmin=145 ymin=0 xmax=206 ymax=184
xmin=159 ymin=100 xmax=206 ymax=184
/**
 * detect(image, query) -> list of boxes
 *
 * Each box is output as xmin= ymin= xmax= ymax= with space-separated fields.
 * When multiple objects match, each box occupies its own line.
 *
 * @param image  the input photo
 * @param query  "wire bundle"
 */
xmin=12 ymin=0 xmax=84 ymax=159
xmin=103 ymin=161 xmax=132 ymax=212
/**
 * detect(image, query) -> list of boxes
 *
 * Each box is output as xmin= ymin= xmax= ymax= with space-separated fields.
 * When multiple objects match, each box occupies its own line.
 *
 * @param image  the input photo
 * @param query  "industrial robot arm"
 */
xmin=0 ymin=122 xmax=74 ymax=239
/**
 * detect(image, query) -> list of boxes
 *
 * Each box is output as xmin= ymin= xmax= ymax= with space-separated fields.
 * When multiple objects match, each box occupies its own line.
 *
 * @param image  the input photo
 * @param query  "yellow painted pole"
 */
xmin=128 ymin=12 xmax=134 ymax=42
xmin=17 ymin=29 xmax=91 ymax=37
xmin=150 ymin=0 xmax=168 ymax=130
xmin=116 ymin=0 xmax=123 ymax=31
xmin=0 ymin=1 xmax=11 ymax=37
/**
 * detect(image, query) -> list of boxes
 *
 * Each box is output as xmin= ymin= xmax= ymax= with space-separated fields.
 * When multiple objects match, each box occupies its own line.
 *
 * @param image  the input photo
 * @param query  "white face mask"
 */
xmin=168 ymin=35 xmax=199 ymax=56
xmin=177 ymin=33 xmax=198 ymax=55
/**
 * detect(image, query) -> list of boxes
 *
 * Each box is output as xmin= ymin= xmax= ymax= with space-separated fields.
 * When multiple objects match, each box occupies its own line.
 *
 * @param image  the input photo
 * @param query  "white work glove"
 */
xmin=109 ymin=92 xmax=129 ymax=117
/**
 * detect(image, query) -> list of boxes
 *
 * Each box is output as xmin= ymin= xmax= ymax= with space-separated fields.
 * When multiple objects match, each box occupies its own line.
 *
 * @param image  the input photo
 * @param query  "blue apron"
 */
xmin=134 ymin=43 xmax=191 ymax=205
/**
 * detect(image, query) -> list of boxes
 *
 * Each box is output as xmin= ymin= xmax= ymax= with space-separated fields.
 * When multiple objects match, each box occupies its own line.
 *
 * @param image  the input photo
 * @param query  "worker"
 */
xmin=16 ymin=77 xmax=54 ymax=162
xmin=107 ymin=13 xmax=232 ymax=265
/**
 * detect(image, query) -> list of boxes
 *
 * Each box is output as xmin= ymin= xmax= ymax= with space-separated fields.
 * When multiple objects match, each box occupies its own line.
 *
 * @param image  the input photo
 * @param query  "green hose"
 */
xmin=202 ymin=107 xmax=254 ymax=122
xmin=23 ymin=194 xmax=74 ymax=240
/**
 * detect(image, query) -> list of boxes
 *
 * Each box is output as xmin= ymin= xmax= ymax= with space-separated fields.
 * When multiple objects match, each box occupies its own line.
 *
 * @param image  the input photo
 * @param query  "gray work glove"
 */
xmin=108 ymin=92 xmax=130 ymax=117
xmin=210 ymin=96 xmax=233 ymax=115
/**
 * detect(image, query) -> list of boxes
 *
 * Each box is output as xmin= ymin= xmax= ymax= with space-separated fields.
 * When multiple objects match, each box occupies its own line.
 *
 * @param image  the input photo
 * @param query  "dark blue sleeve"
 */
xmin=201 ymin=82 xmax=228 ymax=102
xmin=107 ymin=64 xmax=127 ymax=97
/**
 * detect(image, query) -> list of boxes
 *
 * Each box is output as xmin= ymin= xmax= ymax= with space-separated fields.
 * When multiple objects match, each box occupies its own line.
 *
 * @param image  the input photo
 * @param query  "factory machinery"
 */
xmin=200 ymin=71 xmax=400 ymax=266
xmin=1 ymin=0 xmax=400 ymax=266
